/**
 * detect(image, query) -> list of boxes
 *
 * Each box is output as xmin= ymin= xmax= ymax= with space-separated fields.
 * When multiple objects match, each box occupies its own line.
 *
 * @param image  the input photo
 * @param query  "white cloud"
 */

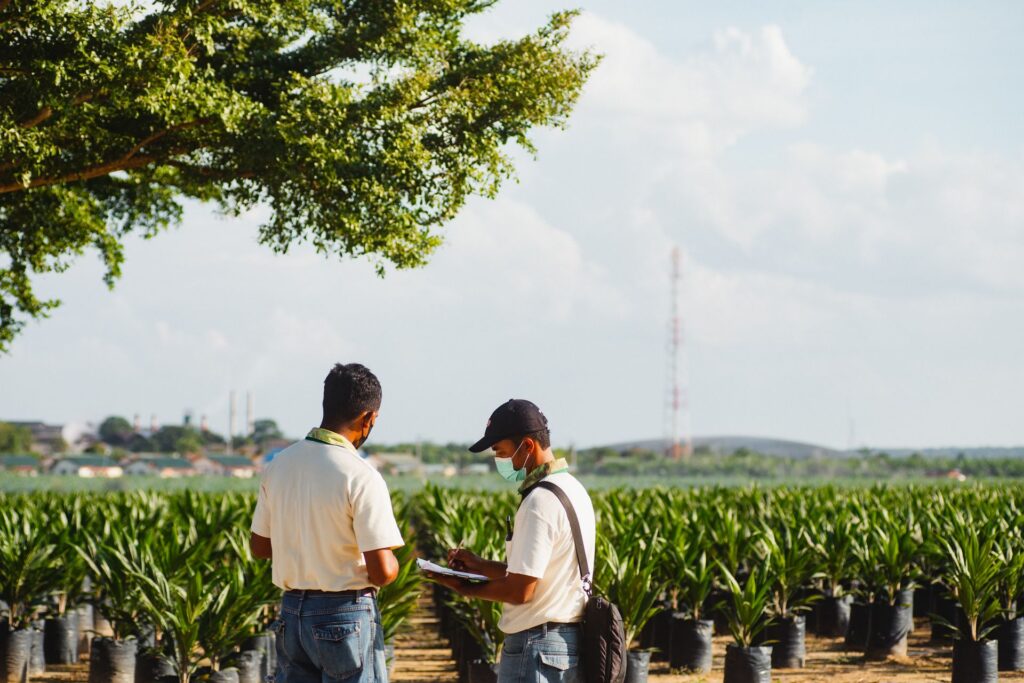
xmin=569 ymin=16 xmax=812 ymax=151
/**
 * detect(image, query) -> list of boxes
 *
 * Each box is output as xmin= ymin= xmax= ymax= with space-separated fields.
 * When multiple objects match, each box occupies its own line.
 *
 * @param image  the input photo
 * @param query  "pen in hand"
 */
xmin=449 ymin=540 xmax=465 ymax=570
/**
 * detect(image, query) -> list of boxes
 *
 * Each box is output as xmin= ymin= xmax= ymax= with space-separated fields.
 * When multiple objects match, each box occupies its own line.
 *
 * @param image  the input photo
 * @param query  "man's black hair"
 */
xmin=515 ymin=429 xmax=551 ymax=450
xmin=322 ymin=363 xmax=382 ymax=426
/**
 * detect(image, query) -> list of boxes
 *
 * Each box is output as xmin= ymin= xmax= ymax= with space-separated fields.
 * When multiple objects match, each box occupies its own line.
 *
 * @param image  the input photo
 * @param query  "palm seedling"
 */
xmin=993 ymin=522 xmax=1024 ymax=622
xmin=666 ymin=531 xmax=714 ymax=622
xmin=867 ymin=507 xmax=921 ymax=607
xmin=718 ymin=562 xmax=774 ymax=648
xmin=0 ymin=505 xmax=63 ymax=628
xmin=814 ymin=509 xmax=857 ymax=600
xmin=941 ymin=520 xmax=1004 ymax=682
xmin=760 ymin=525 xmax=820 ymax=620
xmin=594 ymin=518 xmax=667 ymax=649
xmin=940 ymin=520 xmax=1002 ymax=643
xmin=662 ymin=524 xmax=716 ymax=673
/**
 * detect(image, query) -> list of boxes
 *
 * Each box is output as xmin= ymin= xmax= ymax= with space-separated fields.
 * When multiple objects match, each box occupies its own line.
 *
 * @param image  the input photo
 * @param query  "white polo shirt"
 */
xmin=500 ymin=471 xmax=596 ymax=634
xmin=250 ymin=432 xmax=404 ymax=591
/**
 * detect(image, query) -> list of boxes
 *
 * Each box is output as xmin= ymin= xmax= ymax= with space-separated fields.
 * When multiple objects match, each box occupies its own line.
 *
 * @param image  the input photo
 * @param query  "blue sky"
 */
xmin=2 ymin=1 xmax=1022 ymax=450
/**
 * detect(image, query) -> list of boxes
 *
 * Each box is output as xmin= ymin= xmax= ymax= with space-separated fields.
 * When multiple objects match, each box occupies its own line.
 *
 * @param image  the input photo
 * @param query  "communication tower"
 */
xmin=665 ymin=247 xmax=693 ymax=460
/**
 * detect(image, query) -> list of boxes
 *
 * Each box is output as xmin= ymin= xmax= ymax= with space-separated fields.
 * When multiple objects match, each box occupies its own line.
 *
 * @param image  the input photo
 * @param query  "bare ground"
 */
xmin=31 ymin=610 xmax=1024 ymax=683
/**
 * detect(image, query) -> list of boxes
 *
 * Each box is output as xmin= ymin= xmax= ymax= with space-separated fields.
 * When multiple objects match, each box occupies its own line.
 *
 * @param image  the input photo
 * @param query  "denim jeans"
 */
xmin=498 ymin=623 xmax=581 ymax=683
xmin=273 ymin=592 xmax=386 ymax=683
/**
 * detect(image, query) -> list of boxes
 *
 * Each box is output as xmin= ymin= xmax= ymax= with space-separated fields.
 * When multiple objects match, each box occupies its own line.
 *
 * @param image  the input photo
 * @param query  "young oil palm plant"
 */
xmin=719 ymin=562 xmax=775 ymax=683
xmin=759 ymin=525 xmax=819 ymax=669
xmin=941 ymin=521 xmax=1003 ymax=682
xmin=941 ymin=522 xmax=1002 ymax=643
xmin=594 ymin=520 xmax=666 ymax=649
xmin=0 ymin=505 xmax=62 ymax=628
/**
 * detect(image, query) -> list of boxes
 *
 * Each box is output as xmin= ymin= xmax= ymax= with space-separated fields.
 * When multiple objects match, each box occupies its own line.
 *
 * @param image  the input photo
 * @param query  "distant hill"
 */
xmin=592 ymin=437 xmax=1024 ymax=461
xmin=596 ymin=436 xmax=848 ymax=460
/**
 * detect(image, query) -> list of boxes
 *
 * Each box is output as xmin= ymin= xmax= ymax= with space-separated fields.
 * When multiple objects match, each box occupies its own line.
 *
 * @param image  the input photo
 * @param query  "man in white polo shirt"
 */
xmin=424 ymin=399 xmax=595 ymax=683
xmin=250 ymin=363 xmax=404 ymax=683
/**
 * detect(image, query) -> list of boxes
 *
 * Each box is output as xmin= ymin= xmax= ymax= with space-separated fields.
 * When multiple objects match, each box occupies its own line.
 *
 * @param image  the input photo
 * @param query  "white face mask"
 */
xmin=494 ymin=441 xmax=527 ymax=482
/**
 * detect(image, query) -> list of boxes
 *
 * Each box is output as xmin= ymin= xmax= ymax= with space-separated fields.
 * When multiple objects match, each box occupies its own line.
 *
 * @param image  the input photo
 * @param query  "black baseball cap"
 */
xmin=468 ymin=399 xmax=549 ymax=453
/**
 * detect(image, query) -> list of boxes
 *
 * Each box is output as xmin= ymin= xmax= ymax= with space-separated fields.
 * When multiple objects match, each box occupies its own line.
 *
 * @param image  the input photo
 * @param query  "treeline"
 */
xmin=367 ymin=442 xmax=491 ymax=467
xmin=93 ymin=416 xmax=286 ymax=455
xmin=576 ymin=446 xmax=1024 ymax=479
xmin=370 ymin=442 xmax=1024 ymax=480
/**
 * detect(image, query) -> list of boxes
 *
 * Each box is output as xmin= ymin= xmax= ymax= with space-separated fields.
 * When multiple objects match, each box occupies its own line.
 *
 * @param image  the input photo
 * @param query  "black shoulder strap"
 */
xmin=534 ymin=480 xmax=592 ymax=596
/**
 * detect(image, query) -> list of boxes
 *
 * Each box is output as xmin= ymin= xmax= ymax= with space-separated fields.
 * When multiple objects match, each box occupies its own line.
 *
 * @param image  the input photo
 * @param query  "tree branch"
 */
xmin=16 ymin=92 xmax=103 ymax=130
xmin=0 ymin=154 xmax=162 ymax=194
xmin=18 ymin=106 xmax=52 ymax=129
xmin=0 ymin=118 xmax=210 ymax=194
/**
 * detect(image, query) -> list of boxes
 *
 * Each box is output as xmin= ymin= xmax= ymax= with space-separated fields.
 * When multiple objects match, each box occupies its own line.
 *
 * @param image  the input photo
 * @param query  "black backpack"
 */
xmin=526 ymin=481 xmax=627 ymax=683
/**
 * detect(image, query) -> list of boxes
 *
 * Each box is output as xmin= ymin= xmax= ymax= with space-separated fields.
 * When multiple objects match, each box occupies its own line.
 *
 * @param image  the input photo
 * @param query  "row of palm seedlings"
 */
xmin=0 ymin=491 xmax=422 ymax=683
xmin=409 ymin=484 xmax=1024 ymax=683
xmin=411 ymin=485 xmax=514 ymax=683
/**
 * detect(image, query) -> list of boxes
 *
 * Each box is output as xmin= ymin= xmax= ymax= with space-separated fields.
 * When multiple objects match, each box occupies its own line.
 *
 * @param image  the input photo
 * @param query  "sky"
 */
xmin=2 ymin=1 xmax=1023 ymax=450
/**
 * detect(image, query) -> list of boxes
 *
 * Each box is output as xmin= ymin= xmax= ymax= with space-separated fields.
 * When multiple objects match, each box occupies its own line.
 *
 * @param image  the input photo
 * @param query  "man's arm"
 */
xmin=447 ymin=548 xmax=508 ymax=580
xmin=250 ymin=532 xmax=272 ymax=560
xmin=426 ymin=571 xmax=538 ymax=605
xmin=364 ymin=548 xmax=400 ymax=586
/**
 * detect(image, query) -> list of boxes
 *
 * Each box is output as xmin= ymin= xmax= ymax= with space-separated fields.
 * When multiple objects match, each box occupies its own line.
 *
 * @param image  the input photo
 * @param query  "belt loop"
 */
xmin=541 ymin=622 xmax=548 ymax=636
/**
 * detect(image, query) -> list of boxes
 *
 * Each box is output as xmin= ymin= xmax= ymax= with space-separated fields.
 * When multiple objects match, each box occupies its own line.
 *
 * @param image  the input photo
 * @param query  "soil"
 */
xmin=27 ymin=609 xmax=1024 ymax=683
xmin=645 ymin=623 xmax=1023 ymax=683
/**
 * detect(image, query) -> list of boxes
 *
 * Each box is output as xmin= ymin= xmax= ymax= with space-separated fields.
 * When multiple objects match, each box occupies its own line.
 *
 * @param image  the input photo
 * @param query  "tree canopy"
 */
xmin=0 ymin=421 xmax=33 ymax=453
xmin=0 ymin=0 xmax=597 ymax=351
xmin=98 ymin=415 xmax=133 ymax=445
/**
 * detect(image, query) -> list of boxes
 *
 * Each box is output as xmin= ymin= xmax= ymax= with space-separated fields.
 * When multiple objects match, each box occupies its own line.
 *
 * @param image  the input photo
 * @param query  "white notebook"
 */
xmin=416 ymin=558 xmax=490 ymax=582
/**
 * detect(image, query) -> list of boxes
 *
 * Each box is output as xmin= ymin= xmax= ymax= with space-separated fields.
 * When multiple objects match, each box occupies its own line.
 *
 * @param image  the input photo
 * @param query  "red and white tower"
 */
xmin=665 ymin=247 xmax=693 ymax=460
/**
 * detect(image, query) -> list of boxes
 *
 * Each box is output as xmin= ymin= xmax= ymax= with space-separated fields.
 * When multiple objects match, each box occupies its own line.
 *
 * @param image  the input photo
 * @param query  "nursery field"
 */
xmin=3 ymin=484 xmax=1024 ymax=683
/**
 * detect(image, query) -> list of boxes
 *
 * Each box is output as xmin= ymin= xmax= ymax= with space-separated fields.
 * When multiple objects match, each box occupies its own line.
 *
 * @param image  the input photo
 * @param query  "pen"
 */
xmin=450 ymin=540 xmax=464 ymax=569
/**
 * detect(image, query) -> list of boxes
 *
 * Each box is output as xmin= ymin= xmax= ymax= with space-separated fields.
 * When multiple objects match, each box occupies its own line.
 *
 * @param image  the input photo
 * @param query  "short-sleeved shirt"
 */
xmin=250 ymin=431 xmax=404 ymax=591
xmin=499 ymin=471 xmax=596 ymax=634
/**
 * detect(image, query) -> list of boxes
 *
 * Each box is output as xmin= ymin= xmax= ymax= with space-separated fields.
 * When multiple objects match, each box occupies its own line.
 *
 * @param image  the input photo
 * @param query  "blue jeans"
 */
xmin=498 ymin=623 xmax=581 ymax=683
xmin=273 ymin=592 xmax=386 ymax=683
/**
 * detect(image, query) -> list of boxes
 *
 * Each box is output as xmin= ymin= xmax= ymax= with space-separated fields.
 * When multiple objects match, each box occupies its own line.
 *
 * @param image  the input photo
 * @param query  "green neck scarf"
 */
xmin=306 ymin=428 xmax=355 ymax=450
xmin=518 ymin=457 xmax=569 ymax=493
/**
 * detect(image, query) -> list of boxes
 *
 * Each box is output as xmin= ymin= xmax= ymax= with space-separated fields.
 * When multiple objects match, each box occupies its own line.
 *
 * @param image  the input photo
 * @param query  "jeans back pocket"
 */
xmin=312 ymin=622 xmax=363 ymax=680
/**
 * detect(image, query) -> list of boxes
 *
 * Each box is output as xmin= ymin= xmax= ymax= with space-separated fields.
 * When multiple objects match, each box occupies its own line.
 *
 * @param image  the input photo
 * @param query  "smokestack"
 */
xmin=200 ymin=414 xmax=209 ymax=433
xmin=228 ymin=391 xmax=237 ymax=454
xmin=246 ymin=391 xmax=254 ymax=436
xmin=133 ymin=414 xmax=141 ymax=432
xmin=150 ymin=414 xmax=158 ymax=432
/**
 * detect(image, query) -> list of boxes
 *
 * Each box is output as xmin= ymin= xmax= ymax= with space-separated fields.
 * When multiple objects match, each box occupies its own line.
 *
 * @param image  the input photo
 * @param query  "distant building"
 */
xmin=206 ymin=455 xmax=260 ymax=478
xmin=0 ymin=455 xmax=42 ymax=475
xmin=9 ymin=420 xmax=98 ymax=454
xmin=422 ymin=463 xmax=458 ymax=478
xmin=461 ymin=463 xmax=491 ymax=476
xmin=124 ymin=456 xmax=197 ymax=478
xmin=50 ymin=456 xmax=123 ymax=478
xmin=366 ymin=452 xmax=421 ymax=476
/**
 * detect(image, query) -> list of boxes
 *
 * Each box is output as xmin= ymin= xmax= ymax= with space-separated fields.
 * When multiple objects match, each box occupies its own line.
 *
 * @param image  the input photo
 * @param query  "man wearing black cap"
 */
xmin=424 ymin=399 xmax=595 ymax=683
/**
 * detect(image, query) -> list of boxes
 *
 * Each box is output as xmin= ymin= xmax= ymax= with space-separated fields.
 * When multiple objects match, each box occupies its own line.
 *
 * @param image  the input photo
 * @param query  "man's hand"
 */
xmin=423 ymin=569 xmax=538 ymax=605
xmin=250 ymin=533 xmax=272 ymax=560
xmin=446 ymin=548 xmax=507 ymax=580
xmin=447 ymin=548 xmax=484 ymax=571
xmin=423 ymin=571 xmax=470 ymax=593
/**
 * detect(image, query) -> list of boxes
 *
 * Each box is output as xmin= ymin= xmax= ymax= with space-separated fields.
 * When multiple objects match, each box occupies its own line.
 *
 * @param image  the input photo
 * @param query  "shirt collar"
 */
xmin=518 ymin=457 xmax=569 ymax=493
xmin=305 ymin=428 xmax=357 ymax=451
